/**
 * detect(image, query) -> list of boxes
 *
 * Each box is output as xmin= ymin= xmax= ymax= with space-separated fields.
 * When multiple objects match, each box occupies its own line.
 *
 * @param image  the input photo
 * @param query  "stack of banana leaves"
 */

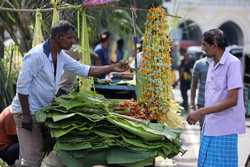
xmin=36 ymin=91 xmax=183 ymax=167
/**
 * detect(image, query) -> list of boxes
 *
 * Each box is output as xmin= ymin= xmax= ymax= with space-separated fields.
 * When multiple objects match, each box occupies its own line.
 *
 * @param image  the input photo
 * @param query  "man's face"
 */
xmin=57 ymin=31 xmax=76 ymax=50
xmin=201 ymin=40 xmax=215 ymax=58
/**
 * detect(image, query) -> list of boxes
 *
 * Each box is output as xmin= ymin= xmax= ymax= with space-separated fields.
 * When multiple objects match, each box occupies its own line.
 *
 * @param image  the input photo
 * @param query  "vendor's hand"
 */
xmin=186 ymin=109 xmax=205 ymax=125
xmin=22 ymin=114 xmax=33 ymax=131
xmin=113 ymin=60 xmax=129 ymax=72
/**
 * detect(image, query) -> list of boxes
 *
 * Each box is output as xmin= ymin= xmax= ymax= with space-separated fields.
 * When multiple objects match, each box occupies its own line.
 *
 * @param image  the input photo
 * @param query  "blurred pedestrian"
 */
xmin=94 ymin=31 xmax=111 ymax=66
xmin=190 ymin=55 xmax=208 ymax=130
xmin=187 ymin=29 xmax=245 ymax=167
xmin=178 ymin=48 xmax=192 ymax=112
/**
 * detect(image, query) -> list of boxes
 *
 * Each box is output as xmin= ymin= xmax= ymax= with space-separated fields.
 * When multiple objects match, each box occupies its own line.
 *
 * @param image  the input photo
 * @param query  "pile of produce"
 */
xmin=36 ymin=91 xmax=183 ymax=167
xmin=137 ymin=7 xmax=183 ymax=128
xmin=115 ymin=100 xmax=156 ymax=120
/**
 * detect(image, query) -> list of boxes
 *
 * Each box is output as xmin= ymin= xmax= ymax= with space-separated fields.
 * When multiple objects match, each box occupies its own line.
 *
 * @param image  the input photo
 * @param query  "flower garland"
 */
xmin=137 ymin=7 xmax=182 ymax=128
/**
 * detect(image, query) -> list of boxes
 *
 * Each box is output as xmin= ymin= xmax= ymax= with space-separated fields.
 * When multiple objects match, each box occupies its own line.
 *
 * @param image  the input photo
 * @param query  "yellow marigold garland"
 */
xmin=137 ymin=7 xmax=183 ymax=128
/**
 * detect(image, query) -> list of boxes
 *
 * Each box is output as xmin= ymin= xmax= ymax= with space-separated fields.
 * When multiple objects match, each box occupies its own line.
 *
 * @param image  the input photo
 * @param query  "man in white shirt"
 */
xmin=11 ymin=20 xmax=129 ymax=167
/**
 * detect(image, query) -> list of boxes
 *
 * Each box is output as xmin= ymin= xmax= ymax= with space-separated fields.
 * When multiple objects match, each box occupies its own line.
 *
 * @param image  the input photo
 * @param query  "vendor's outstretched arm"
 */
xmin=88 ymin=62 xmax=129 ymax=77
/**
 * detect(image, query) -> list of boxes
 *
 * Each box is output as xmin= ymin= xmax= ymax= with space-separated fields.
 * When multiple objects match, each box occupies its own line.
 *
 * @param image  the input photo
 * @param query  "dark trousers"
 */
xmin=0 ymin=143 xmax=19 ymax=165
xmin=180 ymin=85 xmax=189 ymax=112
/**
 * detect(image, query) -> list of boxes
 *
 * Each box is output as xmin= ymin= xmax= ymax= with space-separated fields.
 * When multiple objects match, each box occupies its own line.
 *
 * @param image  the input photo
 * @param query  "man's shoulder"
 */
xmin=24 ymin=44 xmax=44 ymax=58
xmin=193 ymin=58 xmax=204 ymax=67
xmin=227 ymin=52 xmax=241 ymax=64
xmin=94 ymin=44 xmax=102 ymax=51
xmin=196 ymin=57 xmax=208 ymax=63
xmin=29 ymin=43 xmax=44 ymax=53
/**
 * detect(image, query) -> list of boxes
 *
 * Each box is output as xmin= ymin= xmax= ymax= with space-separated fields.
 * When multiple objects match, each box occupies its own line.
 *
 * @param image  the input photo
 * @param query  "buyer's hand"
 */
xmin=22 ymin=114 xmax=33 ymax=131
xmin=186 ymin=109 xmax=205 ymax=125
xmin=113 ymin=60 xmax=129 ymax=72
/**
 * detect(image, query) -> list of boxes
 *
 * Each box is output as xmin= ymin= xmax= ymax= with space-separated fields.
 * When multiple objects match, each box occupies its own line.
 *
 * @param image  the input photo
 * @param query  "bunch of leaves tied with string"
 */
xmin=137 ymin=7 xmax=182 ymax=128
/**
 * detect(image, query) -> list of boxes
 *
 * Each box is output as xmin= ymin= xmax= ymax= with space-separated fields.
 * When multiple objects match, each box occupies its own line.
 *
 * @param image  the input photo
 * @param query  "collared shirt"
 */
xmin=203 ymin=48 xmax=245 ymax=136
xmin=192 ymin=57 xmax=209 ymax=106
xmin=11 ymin=41 xmax=90 ymax=114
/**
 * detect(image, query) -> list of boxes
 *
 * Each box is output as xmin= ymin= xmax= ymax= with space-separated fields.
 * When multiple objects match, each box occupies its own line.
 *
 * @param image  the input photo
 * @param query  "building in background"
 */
xmin=164 ymin=0 xmax=250 ymax=53
xmin=164 ymin=0 xmax=250 ymax=115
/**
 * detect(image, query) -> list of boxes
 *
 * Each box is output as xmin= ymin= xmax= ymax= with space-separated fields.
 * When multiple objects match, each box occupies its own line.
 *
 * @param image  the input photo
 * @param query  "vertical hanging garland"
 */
xmin=79 ymin=9 xmax=93 ymax=91
xmin=137 ymin=7 xmax=182 ymax=128
xmin=32 ymin=10 xmax=44 ymax=47
xmin=51 ymin=0 xmax=60 ymax=27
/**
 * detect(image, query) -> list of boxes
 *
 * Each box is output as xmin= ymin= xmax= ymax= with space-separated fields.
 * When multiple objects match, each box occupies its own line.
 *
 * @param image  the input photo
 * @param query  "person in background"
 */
xmin=130 ymin=38 xmax=143 ymax=70
xmin=94 ymin=31 xmax=111 ymax=66
xmin=116 ymin=38 xmax=124 ymax=62
xmin=190 ymin=54 xmax=209 ymax=130
xmin=0 ymin=106 xmax=19 ymax=166
xmin=178 ymin=48 xmax=192 ymax=113
xmin=11 ymin=20 xmax=129 ymax=167
xmin=187 ymin=29 xmax=245 ymax=167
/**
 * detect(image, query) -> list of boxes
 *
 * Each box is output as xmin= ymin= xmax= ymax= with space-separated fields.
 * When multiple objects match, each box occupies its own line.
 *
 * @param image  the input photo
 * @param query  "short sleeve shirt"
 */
xmin=192 ymin=57 xmax=209 ymax=106
xmin=203 ymin=49 xmax=245 ymax=136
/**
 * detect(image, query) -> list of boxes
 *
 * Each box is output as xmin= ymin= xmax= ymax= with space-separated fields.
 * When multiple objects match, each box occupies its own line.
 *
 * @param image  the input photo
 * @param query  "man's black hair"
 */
xmin=51 ymin=20 xmax=75 ymax=38
xmin=203 ymin=29 xmax=228 ymax=49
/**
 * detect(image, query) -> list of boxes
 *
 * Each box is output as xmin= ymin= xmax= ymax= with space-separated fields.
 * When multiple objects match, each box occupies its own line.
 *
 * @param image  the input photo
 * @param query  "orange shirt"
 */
xmin=0 ymin=106 xmax=17 ymax=150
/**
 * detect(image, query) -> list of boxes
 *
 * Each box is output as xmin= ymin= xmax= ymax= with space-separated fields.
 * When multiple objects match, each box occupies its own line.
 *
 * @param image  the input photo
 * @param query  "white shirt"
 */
xmin=11 ymin=41 xmax=90 ymax=114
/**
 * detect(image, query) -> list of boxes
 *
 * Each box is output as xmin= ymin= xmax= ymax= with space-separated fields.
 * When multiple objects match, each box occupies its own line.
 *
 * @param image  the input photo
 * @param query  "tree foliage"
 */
xmin=0 ymin=0 xmax=162 ymax=53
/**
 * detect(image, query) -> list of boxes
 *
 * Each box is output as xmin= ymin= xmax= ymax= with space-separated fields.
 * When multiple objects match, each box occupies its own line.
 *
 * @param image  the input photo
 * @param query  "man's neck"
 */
xmin=214 ymin=49 xmax=224 ymax=64
xmin=49 ymin=39 xmax=59 ymax=61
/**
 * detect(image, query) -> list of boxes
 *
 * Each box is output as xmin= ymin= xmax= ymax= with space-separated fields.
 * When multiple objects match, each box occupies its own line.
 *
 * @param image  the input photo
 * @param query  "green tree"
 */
xmin=0 ymin=0 xmax=163 ymax=53
xmin=0 ymin=0 xmax=50 ymax=54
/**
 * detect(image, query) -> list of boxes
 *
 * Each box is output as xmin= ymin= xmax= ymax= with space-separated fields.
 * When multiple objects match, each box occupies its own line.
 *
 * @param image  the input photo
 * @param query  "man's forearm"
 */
xmin=201 ymin=90 xmax=238 ymax=115
xmin=202 ymin=98 xmax=236 ymax=115
xmin=88 ymin=64 xmax=115 ymax=76
xmin=18 ymin=93 xmax=31 ymax=115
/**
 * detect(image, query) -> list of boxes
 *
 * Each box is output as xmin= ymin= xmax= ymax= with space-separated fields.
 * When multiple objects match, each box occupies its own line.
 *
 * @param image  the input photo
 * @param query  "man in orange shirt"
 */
xmin=0 ymin=106 xmax=19 ymax=165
